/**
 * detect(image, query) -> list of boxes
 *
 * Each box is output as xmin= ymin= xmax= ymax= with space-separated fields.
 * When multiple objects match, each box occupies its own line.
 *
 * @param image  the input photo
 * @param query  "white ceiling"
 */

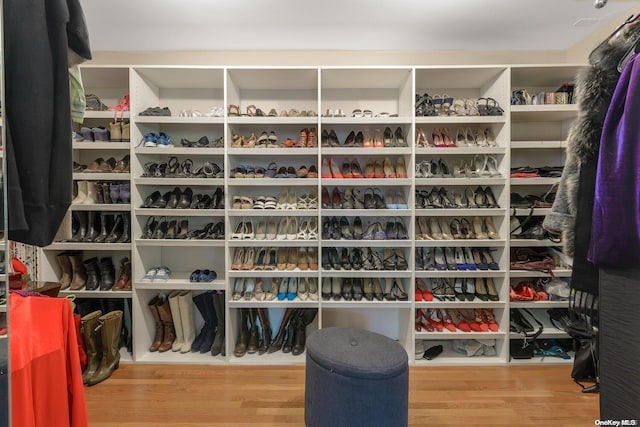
xmin=80 ymin=0 xmax=638 ymax=52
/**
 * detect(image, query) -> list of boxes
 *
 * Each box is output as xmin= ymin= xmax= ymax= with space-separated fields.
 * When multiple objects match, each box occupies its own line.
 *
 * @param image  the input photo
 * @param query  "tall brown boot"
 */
xmin=68 ymin=251 xmax=87 ymax=290
xmin=148 ymin=296 xmax=164 ymax=352
xmin=156 ymin=297 xmax=176 ymax=352
xmin=267 ymin=308 xmax=296 ymax=354
xmin=247 ymin=308 xmax=259 ymax=354
xmin=81 ymin=310 xmax=103 ymax=384
xmin=87 ymin=310 xmax=123 ymax=386
xmin=233 ymin=308 xmax=250 ymax=357
xmin=56 ymin=252 xmax=72 ymax=289
xmin=257 ymin=308 xmax=272 ymax=355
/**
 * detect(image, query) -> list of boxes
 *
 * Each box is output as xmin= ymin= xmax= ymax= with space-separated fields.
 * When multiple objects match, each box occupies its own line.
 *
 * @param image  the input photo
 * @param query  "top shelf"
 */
xmin=134 ymin=116 xmax=224 ymax=124
xmin=510 ymin=65 xmax=583 ymax=88
xmin=510 ymin=105 xmax=579 ymax=122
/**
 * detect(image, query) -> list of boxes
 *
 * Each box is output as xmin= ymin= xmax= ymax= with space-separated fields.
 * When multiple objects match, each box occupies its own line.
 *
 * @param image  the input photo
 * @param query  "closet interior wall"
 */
xmin=36 ymin=64 xmax=583 ymax=366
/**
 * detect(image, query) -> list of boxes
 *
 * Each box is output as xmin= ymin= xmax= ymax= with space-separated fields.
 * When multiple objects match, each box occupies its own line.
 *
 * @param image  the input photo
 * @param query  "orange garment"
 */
xmin=9 ymin=293 xmax=88 ymax=427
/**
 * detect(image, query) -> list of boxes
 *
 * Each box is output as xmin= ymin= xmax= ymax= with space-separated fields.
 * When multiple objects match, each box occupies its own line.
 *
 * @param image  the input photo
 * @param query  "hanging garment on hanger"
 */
xmin=3 ymin=0 xmax=91 ymax=246
xmin=588 ymin=53 xmax=640 ymax=266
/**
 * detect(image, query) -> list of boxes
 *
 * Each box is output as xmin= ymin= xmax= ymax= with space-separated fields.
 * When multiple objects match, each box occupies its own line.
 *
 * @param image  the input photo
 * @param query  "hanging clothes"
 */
xmin=589 ymin=53 xmax=640 ymax=266
xmin=9 ymin=292 xmax=88 ymax=427
xmin=3 ymin=0 xmax=91 ymax=246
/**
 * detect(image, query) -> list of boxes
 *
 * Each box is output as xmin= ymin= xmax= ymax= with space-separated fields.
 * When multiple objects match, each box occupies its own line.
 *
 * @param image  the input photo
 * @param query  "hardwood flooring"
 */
xmin=85 ymin=364 xmax=599 ymax=426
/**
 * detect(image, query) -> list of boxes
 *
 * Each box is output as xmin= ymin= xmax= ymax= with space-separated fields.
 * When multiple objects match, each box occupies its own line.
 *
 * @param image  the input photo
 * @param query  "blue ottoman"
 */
xmin=305 ymin=327 xmax=408 ymax=427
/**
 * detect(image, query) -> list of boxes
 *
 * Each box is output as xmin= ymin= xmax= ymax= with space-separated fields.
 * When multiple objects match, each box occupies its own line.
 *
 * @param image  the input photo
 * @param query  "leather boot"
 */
xmin=94 ymin=212 xmax=111 ymax=243
xmin=73 ymin=181 xmax=88 ymax=204
xmin=178 ymin=291 xmax=195 ymax=353
xmin=102 ymin=183 xmax=112 ymax=204
xmin=56 ymin=252 xmax=72 ymax=289
xmin=293 ymin=308 xmax=318 ymax=356
xmin=234 ymin=308 xmax=250 ymax=357
xmin=71 ymin=211 xmax=87 ymax=242
xmin=105 ymin=214 xmax=123 ymax=243
xmin=68 ymin=251 xmax=87 ymax=290
xmin=197 ymin=293 xmax=216 ymax=353
xmin=283 ymin=311 xmax=301 ymax=354
xmin=98 ymin=257 xmax=115 ymax=290
xmin=83 ymin=257 xmax=101 ymax=290
xmin=74 ymin=313 xmax=87 ymax=371
xmin=96 ymin=181 xmax=104 ymax=204
xmin=257 ymin=308 xmax=272 ymax=355
xmin=81 ymin=310 xmax=103 ymax=384
xmin=156 ymin=297 xmax=176 ymax=352
xmin=83 ymin=181 xmax=97 ymax=204
xmin=190 ymin=293 xmax=209 ymax=352
xmin=82 ymin=211 xmax=99 ymax=242
xmin=148 ymin=296 xmax=163 ymax=352
xmin=267 ymin=308 xmax=296 ymax=354
xmin=87 ymin=310 xmax=123 ymax=386
xmin=117 ymin=212 xmax=130 ymax=243
xmin=112 ymin=257 xmax=131 ymax=291
xmin=247 ymin=308 xmax=259 ymax=354
xmin=168 ymin=291 xmax=184 ymax=352
xmin=210 ymin=291 xmax=225 ymax=356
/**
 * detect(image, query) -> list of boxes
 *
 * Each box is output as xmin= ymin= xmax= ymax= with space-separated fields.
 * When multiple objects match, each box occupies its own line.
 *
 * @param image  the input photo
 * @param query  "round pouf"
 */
xmin=305 ymin=327 xmax=408 ymax=427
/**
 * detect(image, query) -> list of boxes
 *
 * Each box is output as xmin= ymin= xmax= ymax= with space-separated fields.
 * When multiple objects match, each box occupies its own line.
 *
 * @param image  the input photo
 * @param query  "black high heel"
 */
xmin=166 ymin=187 xmax=181 ymax=209
xmin=142 ymin=190 xmax=161 ymax=208
xmin=152 ymin=217 xmax=168 ymax=239
xmin=211 ymin=187 xmax=223 ymax=209
xmin=151 ymin=191 xmax=172 ymax=208
xmin=392 ymin=279 xmax=408 ymax=301
xmin=340 ymin=248 xmax=351 ymax=270
xmin=166 ymin=157 xmax=179 ymax=177
xmin=176 ymin=220 xmax=188 ymax=239
xmin=197 ymin=195 xmax=212 ymax=209
xmin=166 ymin=220 xmax=177 ymax=239
xmin=341 ymin=278 xmax=353 ymax=301
xmin=141 ymin=216 xmax=157 ymax=239
xmin=177 ymin=187 xmax=193 ymax=209
xmin=340 ymin=216 xmax=353 ymax=239
xmin=352 ymin=278 xmax=364 ymax=301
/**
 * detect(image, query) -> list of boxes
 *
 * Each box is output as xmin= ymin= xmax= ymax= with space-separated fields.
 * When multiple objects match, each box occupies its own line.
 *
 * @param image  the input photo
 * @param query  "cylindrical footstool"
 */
xmin=305 ymin=327 xmax=408 ymax=427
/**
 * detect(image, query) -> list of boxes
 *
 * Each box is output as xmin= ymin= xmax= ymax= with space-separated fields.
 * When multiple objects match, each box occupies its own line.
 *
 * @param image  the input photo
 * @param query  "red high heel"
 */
xmin=481 ymin=309 xmax=500 ymax=332
xmin=423 ymin=309 xmax=442 ymax=332
xmin=447 ymin=309 xmax=471 ymax=332
xmin=416 ymin=309 xmax=434 ymax=332
xmin=439 ymin=309 xmax=457 ymax=332
xmin=415 ymin=278 xmax=433 ymax=301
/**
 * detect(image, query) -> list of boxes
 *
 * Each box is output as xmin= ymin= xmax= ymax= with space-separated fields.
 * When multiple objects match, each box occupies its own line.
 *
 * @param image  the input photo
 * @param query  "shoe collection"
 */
xmin=231 ymin=247 xmax=318 ymax=271
xmin=321 ymin=187 xmax=408 ymax=210
xmin=421 ymin=277 xmax=500 ymax=302
xmin=66 ymin=211 xmax=130 ymax=244
xmin=415 ymin=156 xmax=501 ymax=178
xmin=231 ymin=163 xmax=318 ymax=179
xmin=416 ymin=247 xmax=499 ymax=271
xmin=322 ymin=247 xmax=408 ymax=271
xmin=234 ymin=308 xmax=317 ymax=357
xmin=78 ymin=156 xmax=130 ymax=173
xmin=141 ymin=187 xmax=224 ymax=210
xmin=321 ymin=277 xmax=408 ymax=301
xmin=138 ymin=106 xmax=171 ymax=116
xmin=179 ymin=135 xmax=224 ymax=148
xmin=322 ymin=216 xmax=408 ymax=240
xmin=320 ymin=127 xmax=408 ymax=147
xmin=415 ymin=186 xmax=499 ymax=209
xmin=323 ymin=109 xmax=398 ymax=118
xmin=509 ymin=280 xmax=551 ymax=302
xmin=56 ymin=252 xmax=131 ymax=291
xmin=415 ymin=308 xmax=500 ymax=333
xmin=179 ymin=107 xmax=224 ymax=117
xmin=321 ymin=156 xmax=407 ymax=179
xmin=141 ymin=217 xmax=224 ymax=240
xmin=228 ymin=104 xmax=317 ymax=118
xmin=415 ymin=216 xmax=499 ymax=240
xmin=142 ymin=132 xmax=173 ymax=147
xmin=142 ymin=157 xmax=223 ymax=178
xmin=79 ymin=122 xmax=130 ymax=142
xmin=415 ymin=94 xmax=503 ymax=117
xmin=141 ymin=266 xmax=172 ymax=281
xmin=231 ymin=128 xmax=318 ymax=148
xmin=231 ymin=191 xmax=317 ymax=210
xmin=415 ymin=127 xmax=497 ymax=147
xmin=73 ymin=181 xmax=130 ymax=204
xmin=232 ymin=277 xmax=319 ymax=301
xmin=232 ymin=217 xmax=318 ymax=241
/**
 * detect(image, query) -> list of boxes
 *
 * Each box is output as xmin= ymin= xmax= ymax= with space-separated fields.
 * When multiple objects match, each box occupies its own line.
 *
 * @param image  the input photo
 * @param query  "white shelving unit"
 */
xmin=34 ymin=64 xmax=583 ymax=366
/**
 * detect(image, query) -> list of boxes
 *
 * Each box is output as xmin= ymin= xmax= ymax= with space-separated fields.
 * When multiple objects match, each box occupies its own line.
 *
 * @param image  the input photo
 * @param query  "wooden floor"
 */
xmin=85 ymin=364 xmax=599 ymax=426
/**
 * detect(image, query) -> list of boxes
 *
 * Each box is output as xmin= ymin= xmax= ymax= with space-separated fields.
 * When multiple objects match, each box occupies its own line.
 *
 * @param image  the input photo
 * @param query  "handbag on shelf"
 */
xmin=510 ymin=248 xmax=557 ymax=274
xmin=509 ymin=308 xmax=544 ymax=359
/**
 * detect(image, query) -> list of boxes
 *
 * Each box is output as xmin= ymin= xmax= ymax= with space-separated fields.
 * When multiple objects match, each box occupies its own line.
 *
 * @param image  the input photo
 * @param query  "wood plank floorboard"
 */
xmin=85 ymin=364 xmax=598 ymax=426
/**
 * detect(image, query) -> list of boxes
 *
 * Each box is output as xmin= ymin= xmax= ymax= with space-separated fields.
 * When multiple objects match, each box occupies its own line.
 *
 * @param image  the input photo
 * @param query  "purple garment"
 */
xmin=589 ymin=53 xmax=640 ymax=266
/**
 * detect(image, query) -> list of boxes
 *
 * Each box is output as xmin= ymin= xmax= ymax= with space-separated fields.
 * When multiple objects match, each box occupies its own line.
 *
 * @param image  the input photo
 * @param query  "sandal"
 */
xmin=246 ymin=105 xmax=257 ymax=116
xmin=264 ymin=162 xmax=278 ymax=178
xmin=268 ymin=108 xmax=278 ymax=117
xmin=228 ymin=104 xmax=240 ymax=116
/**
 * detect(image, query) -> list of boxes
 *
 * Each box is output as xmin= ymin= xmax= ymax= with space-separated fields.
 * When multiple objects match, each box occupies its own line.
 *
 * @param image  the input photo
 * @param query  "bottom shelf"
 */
xmin=229 ymin=351 xmax=307 ymax=365
xmin=414 ymin=339 xmax=506 ymax=366
xmin=135 ymin=349 xmax=226 ymax=364
xmin=509 ymin=353 xmax=575 ymax=365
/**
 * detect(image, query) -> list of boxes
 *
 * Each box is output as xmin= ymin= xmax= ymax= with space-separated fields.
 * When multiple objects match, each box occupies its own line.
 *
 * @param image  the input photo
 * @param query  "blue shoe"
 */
xmin=141 ymin=268 xmax=158 ymax=281
xmin=189 ymin=269 xmax=202 ymax=282
xmin=143 ymin=132 xmax=157 ymax=147
xmin=277 ymin=277 xmax=288 ymax=301
xmin=199 ymin=269 xmax=217 ymax=283
xmin=287 ymin=277 xmax=298 ymax=301
xmin=154 ymin=266 xmax=172 ymax=281
xmin=157 ymin=132 xmax=173 ymax=147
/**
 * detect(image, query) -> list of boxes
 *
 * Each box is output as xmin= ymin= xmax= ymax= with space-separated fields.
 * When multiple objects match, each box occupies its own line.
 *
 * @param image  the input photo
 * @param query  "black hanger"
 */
xmin=617 ymin=32 xmax=640 ymax=72
xmin=589 ymin=14 xmax=640 ymax=64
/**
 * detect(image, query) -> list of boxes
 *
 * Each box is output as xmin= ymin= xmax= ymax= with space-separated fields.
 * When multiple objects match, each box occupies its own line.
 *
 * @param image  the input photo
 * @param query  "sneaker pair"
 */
xmin=189 ymin=269 xmax=217 ymax=282
xmin=80 ymin=126 xmax=110 ymax=142
xmin=143 ymin=132 xmax=172 ymax=147
xmin=109 ymin=120 xmax=130 ymax=142
xmin=139 ymin=106 xmax=171 ymax=116
xmin=141 ymin=266 xmax=172 ymax=281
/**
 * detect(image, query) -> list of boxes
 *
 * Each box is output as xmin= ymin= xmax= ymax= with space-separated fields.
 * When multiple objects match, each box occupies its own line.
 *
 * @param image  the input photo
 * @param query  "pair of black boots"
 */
xmin=70 ymin=211 xmax=130 ymax=243
xmin=191 ymin=291 xmax=225 ymax=356
xmin=83 ymin=257 xmax=116 ymax=291
xmin=235 ymin=308 xmax=317 ymax=357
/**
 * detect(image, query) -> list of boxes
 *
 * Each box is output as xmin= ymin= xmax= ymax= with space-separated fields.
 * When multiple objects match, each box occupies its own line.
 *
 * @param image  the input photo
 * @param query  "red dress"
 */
xmin=9 ymin=293 xmax=88 ymax=427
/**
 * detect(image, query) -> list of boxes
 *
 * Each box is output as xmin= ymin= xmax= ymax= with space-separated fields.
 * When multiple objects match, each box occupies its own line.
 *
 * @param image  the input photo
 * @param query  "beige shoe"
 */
xmin=109 ymin=121 xmax=122 ymax=142
xmin=168 ymin=291 xmax=184 ymax=352
xmin=121 ymin=121 xmax=130 ymax=141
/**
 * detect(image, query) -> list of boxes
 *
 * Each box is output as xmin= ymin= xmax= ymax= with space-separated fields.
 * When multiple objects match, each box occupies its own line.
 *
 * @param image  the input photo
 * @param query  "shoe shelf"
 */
xmin=135 ymin=350 xmax=226 ymax=365
xmin=134 ymin=116 xmax=225 ymax=125
xmin=72 ymin=142 xmax=131 ymax=150
xmin=415 ymin=147 xmax=506 ymax=155
xmin=135 ymin=147 xmax=224 ymax=155
xmin=510 ymin=177 xmax=561 ymax=186
xmin=135 ymin=281 xmax=226 ymax=292
xmin=415 ymin=177 xmax=507 ymax=186
xmin=415 ymin=116 xmax=507 ymax=125
xmin=320 ymin=270 xmax=412 ymax=278
xmin=135 ymin=177 xmax=224 ymax=186
xmin=322 ymin=178 xmax=412 ymax=187
xmin=84 ymin=111 xmax=130 ymax=120
xmin=509 ymin=269 xmax=572 ymax=278
xmin=511 ymin=208 xmax=552 ymax=216
xmin=228 ymin=270 xmax=319 ymax=278
xmin=509 ymin=239 xmax=562 ymax=247
xmin=227 ymin=209 xmax=318 ymax=217
xmin=228 ymin=240 xmax=318 ymax=247
xmin=509 ymin=328 xmax=567 ymax=340
xmin=44 ymin=242 xmax=131 ymax=251
xmin=510 ymin=140 xmax=567 ymax=149
xmin=510 ymin=105 xmax=579 ymax=122
xmin=321 ymin=209 xmax=412 ymax=217
xmin=228 ymin=178 xmax=319 ymax=187
xmin=415 ymin=208 xmax=506 ymax=217
xmin=228 ymin=352 xmax=307 ymax=365
xmin=227 ymin=147 xmax=318 ymax=156
xmin=415 ymin=301 xmax=505 ymax=309
xmin=415 ymin=330 xmax=506 ymax=338
xmin=135 ymin=208 xmax=224 ymax=217
xmin=227 ymin=116 xmax=319 ymax=125
xmin=321 ymin=147 xmax=412 ymax=156
xmin=509 ymin=355 xmax=574 ymax=366
xmin=228 ymin=300 xmax=319 ymax=308
xmin=416 ymin=239 xmax=506 ymax=248
xmin=322 ymin=300 xmax=411 ymax=309
xmin=414 ymin=340 xmax=505 ymax=366
xmin=321 ymin=239 xmax=411 ymax=248
xmin=415 ymin=270 xmax=507 ymax=278
xmin=135 ymin=239 xmax=225 ymax=247
xmin=321 ymin=117 xmax=413 ymax=125
xmin=73 ymin=172 xmax=131 ymax=181
xmin=58 ymin=289 xmax=132 ymax=299
xmin=71 ymin=203 xmax=131 ymax=211
xmin=510 ymin=301 xmax=569 ymax=309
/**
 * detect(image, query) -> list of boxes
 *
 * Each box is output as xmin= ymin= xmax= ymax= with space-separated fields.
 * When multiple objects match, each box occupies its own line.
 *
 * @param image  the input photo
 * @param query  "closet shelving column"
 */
xmin=130 ymin=67 xmax=227 ymax=364
xmin=413 ymin=66 xmax=511 ymax=365
xmin=43 ymin=66 xmax=132 ymax=302
xmin=319 ymin=67 xmax=414 ymax=358
xmin=508 ymin=64 xmax=583 ymax=365
xmin=225 ymin=68 xmax=320 ymax=364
